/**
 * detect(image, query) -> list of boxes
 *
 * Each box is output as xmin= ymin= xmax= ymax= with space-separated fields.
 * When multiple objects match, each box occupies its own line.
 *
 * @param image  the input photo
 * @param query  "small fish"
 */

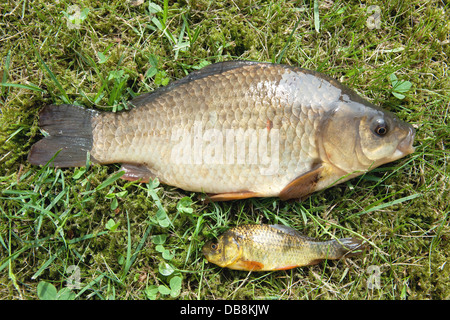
xmin=28 ymin=61 xmax=415 ymax=201
xmin=202 ymin=224 xmax=366 ymax=271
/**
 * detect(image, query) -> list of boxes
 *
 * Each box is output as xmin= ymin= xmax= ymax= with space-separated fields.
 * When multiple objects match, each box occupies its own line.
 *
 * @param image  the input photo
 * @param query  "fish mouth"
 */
xmin=395 ymin=125 xmax=416 ymax=158
xmin=201 ymin=243 xmax=210 ymax=256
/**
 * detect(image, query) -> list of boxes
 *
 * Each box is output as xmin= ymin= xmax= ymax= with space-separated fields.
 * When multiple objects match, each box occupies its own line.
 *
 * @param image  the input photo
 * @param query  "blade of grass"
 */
xmin=122 ymin=210 xmax=132 ymax=280
xmin=74 ymin=274 xmax=105 ymax=299
xmin=182 ymin=13 xmax=202 ymax=46
xmin=162 ymin=0 xmax=169 ymax=26
xmin=174 ymin=16 xmax=188 ymax=60
xmin=346 ymin=193 xmax=422 ymax=220
xmin=93 ymin=171 xmax=125 ymax=192
xmin=5 ymin=221 xmax=23 ymax=298
xmin=31 ymin=38 xmax=71 ymax=104
xmin=31 ymin=252 xmax=58 ymax=280
xmin=0 ymin=82 xmax=45 ymax=92
xmin=429 ymin=210 xmax=449 ymax=275
xmin=314 ymin=0 xmax=320 ymax=32
xmin=121 ymin=220 xmax=153 ymax=280
xmin=67 ymin=231 xmax=109 ymax=244
xmin=276 ymin=18 xmax=302 ymax=64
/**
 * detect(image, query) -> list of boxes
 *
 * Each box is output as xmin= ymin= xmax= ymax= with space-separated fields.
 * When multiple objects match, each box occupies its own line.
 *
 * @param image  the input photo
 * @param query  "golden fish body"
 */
xmin=202 ymin=224 xmax=365 ymax=271
xmin=29 ymin=61 xmax=415 ymax=201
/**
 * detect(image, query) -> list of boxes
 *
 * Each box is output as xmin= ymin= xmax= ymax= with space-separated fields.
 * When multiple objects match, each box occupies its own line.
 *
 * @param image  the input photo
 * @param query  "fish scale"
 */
xmin=28 ymin=61 xmax=415 ymax=201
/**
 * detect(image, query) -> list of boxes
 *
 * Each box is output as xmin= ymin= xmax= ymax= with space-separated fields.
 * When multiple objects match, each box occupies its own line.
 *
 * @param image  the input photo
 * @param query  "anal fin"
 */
xmin=242 ymin=261 xmax=264 ymax=271
xmin=120 ymin=163 xmax=156 ymax=182
xmin=279 ymin=165 xmax=323 ymax=201
xmin=207 ymin=191 xmax=262 ymax=202
xmin=274 ymin=265 xmax=299 ymax=271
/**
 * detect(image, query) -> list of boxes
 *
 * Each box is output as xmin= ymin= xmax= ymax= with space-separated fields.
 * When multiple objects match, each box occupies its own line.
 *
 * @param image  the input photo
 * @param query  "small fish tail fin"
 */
xmin=28 ymin=104 xmax=99 ymax=167
xmin=334 ymin=237 xmax=367 ymax=258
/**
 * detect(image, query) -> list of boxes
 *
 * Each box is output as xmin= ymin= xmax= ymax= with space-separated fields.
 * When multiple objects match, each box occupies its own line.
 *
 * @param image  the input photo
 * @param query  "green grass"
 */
xmin=0 ymin=0 xmax=449 ymax=300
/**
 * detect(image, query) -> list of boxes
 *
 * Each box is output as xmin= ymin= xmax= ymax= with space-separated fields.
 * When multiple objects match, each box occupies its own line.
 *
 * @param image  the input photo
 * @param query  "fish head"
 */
xmin=202 ymin=231 xmax=243 ymax=268
xmin=319 ymin=99 xmax=415 ymax=174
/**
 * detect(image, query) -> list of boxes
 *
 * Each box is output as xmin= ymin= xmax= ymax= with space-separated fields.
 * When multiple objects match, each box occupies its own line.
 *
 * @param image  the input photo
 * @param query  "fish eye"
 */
xmin=210 ymin=242 xmax=218 ymax=250
xmin=373 ymin=119 xmax=388 ymax=136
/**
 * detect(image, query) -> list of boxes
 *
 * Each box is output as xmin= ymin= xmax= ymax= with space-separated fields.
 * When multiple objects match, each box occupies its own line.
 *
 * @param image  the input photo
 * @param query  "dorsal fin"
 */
xmin=269 ymin=224 xmax=304 ymax=237
xmin=269 ymin=224 xmax=318 ymax=241
xmin=129 ymin=60 xmax=264 ymax=108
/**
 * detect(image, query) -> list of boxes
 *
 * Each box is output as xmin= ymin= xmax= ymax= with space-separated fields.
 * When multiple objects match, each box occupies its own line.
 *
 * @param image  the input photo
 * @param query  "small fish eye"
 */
xmin=374 ymin=119 xmax=388 ymax=136
xmin=210 ymin=243 xmax=218 ymax=250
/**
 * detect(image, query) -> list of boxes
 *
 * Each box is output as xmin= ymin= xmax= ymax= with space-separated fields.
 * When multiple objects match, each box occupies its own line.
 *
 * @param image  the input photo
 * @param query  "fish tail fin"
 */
xmin=333 ymin=238 xmax=367 ymax=259
xmin=28 ymin=104 xmax=99 ymax=167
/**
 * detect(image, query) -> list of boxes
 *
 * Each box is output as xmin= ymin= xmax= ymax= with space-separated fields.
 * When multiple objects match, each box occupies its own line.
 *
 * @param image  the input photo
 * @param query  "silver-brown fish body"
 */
xmin=202 ymin=224 xmax=366 ymax=271
xmin=28 ymin=61 xmax=415 ymax=201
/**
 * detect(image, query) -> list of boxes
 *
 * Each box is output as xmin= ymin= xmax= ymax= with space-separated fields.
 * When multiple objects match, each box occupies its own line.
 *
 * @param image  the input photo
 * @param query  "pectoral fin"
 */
xmin=279 ymin=165 xmax=323 ymax=201
xmin=241 ymin=261 xmax=264 ymax=271
xmin=120 ymin=163 xmax=157 ymax=182
xmin=229 ymin=260 xmax=264 ymax=271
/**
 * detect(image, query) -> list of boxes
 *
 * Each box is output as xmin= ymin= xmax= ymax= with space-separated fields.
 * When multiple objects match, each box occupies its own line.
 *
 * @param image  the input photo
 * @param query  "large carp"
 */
xmin=28 ymin=61 xmax=415 ymax=201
